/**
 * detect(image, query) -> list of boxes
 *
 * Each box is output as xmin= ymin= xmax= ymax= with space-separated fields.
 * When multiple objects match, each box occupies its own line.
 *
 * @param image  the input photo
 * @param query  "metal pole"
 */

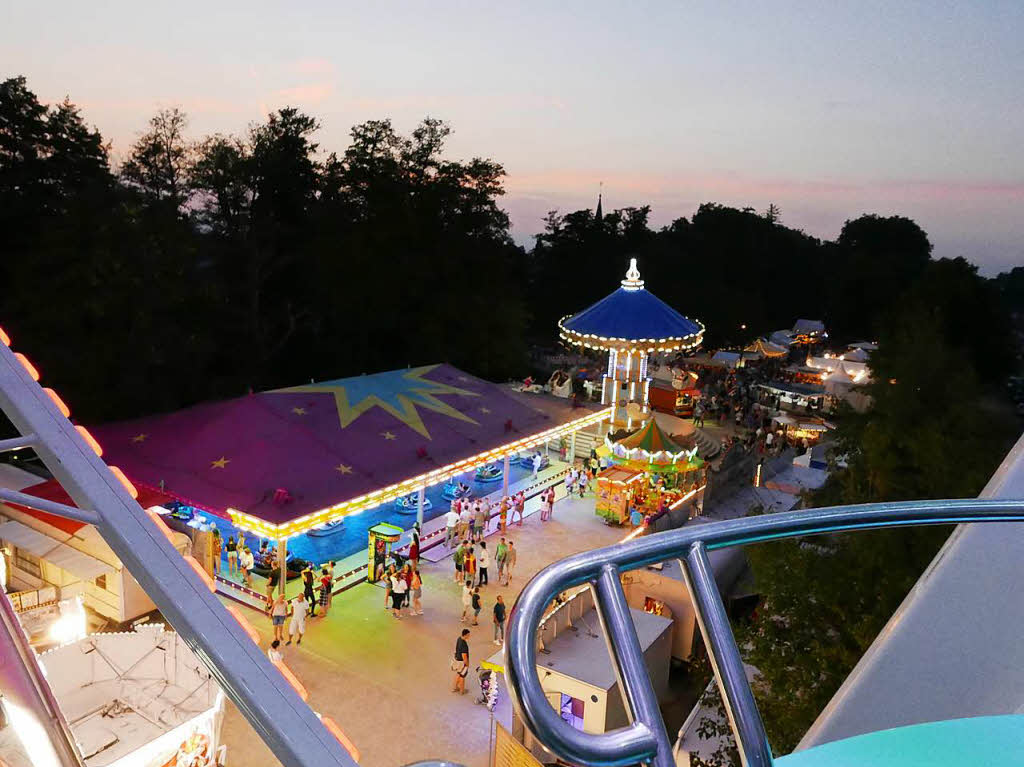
xmin=502 ymin=454 xmax=511 ymax=496
xmin=417 ymin=484 xmax=426 ymax=529
xmin=680 ymin=542 xmax=773 ymax=767
xmin=278 ymin=538 xmax=287 ymax=597
xmin=570 ymin=430 xmax=577 ymax=464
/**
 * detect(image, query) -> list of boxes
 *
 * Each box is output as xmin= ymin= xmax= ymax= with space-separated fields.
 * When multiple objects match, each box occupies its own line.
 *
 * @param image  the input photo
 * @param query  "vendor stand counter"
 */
xmin=595 ymin=467 xmax=646 ymax=524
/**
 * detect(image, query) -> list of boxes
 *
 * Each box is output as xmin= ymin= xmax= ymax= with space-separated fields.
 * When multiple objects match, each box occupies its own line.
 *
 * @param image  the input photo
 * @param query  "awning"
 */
xmin=0 ymin=520 xmax=114 ymax=580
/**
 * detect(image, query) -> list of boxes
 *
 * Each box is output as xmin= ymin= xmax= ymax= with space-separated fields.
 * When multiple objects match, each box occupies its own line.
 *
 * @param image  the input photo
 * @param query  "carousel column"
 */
xmin=277 ymin=538 xmax=287 ymax=597
xmin=570 ymin=430 xmax=577 ymax=464
xmin=416 ymin=484 xmax=427 ymax=529
xmin=502 ymin=454 xmax=510 ymax=496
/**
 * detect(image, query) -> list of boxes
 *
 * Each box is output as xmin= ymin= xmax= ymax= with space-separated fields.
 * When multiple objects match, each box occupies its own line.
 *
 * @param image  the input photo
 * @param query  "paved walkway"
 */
xmin=220 ymin=493 xmax=625 ymax=767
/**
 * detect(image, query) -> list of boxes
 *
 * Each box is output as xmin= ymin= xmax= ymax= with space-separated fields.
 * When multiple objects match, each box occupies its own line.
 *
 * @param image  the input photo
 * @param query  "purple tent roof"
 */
xmin=91 ymin=365 xmax=584 ymax=525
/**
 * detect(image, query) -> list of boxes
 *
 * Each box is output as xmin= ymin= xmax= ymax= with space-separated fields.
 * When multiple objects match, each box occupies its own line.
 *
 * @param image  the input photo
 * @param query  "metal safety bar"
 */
xmin=0 ymin=338 xmax=359 ymax=767
xmin=504 ymin=498 xmax=1024 ymax=767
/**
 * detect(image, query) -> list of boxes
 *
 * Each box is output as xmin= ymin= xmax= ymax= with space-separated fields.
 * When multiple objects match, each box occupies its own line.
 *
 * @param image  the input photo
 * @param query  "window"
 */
xmin=13 ymin=547 xmax=41 ymax=579
xmin=643 ymin=596 xmax=667 ymax=616
xmin=559 ymin=693 xmax=585 ymax=731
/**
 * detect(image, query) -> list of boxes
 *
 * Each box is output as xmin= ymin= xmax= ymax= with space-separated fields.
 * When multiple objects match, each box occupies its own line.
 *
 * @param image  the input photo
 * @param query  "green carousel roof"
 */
xmin=615 ymin=418 xmax=685 ymax=454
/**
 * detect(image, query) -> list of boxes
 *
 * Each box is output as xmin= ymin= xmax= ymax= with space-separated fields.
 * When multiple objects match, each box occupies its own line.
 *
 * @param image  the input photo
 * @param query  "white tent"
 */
xmin=843 ymin=348 xmax=870 ymax=362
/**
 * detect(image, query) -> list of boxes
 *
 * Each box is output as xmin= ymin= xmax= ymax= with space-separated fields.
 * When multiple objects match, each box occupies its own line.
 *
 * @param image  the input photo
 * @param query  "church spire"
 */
xmin=595 ymin=181 xmax=603 ymax=221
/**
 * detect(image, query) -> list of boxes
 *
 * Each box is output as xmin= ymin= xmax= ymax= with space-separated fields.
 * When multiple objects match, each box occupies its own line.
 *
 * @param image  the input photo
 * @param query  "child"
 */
xmin=471 ymin=586 xmax=482 ymax=626
xmin=461 ymin=580 xmax=473 ymax=623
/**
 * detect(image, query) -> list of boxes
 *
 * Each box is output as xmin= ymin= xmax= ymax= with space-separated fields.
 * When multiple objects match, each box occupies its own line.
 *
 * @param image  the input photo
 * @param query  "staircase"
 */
xmin=570 ymin=427 xmax=603 ymax=460
xmin=694 ymin=427 xmax=723 ymax=460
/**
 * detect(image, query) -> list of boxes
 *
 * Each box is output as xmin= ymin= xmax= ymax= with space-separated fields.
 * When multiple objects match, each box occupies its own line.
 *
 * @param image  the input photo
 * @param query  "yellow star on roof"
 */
xmin=335 ymin=463 xmax=353 ymax=474
xmin=381 ymin=431 xmax=396 ymax=440
xmin=292 ymin=407 xmax=308 ymax=416
xmin=480 ymin=407 xmax=491 ymax=414
xmin=210 ymin=456 xmax=231 ymax=469
xmin=131 ymin=433 xmax=148 ymax=443
xmin=272 ymin=365 xmax=479 ymax=440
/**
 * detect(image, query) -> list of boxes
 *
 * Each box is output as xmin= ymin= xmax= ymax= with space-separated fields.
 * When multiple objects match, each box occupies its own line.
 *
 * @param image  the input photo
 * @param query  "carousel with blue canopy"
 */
xmin=558 ymin=258 xmax=704 ymax=429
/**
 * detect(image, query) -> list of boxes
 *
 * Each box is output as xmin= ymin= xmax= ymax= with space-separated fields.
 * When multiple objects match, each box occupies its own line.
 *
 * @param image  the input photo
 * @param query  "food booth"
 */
xmin=596 ymin=419 xmax=706 ymax=526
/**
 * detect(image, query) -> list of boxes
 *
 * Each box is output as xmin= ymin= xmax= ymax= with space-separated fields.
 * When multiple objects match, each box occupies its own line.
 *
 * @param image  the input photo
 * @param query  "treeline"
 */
xmin=0 ymin=75 xmax=1019 ymax=426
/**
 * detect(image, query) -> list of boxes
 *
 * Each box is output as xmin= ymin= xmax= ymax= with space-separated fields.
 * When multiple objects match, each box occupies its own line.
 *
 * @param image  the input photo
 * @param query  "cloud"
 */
xmin=292 ymin=58 xmax=334 ymax=75
xmin=273 ymin=83 xmax=334 ymax=105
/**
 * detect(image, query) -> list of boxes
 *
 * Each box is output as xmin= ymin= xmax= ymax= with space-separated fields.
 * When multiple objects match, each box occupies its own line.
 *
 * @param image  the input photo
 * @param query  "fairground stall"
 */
xmin=38 ymin=623 xmax=226 ymax=767
xmin=74 ymin=364 xmax=608 ymax=597
xmin=595 ymin=419 xmax=706 ymax=525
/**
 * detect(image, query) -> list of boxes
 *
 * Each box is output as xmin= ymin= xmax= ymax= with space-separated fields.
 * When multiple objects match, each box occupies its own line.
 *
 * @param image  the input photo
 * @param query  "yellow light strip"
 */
xmin=557 ymin=315 xmax=706 ymax=353
xmin=229 ymin=406 xmax=613 ymax=538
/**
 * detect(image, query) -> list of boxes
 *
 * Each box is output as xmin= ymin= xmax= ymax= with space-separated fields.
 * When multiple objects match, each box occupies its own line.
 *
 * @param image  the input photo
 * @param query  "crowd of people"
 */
xmin=685 ymin=361 xmax=817 ymax=457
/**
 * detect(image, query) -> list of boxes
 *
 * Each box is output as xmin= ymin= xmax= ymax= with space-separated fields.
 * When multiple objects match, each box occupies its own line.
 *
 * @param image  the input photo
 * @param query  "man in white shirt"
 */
xmin=287 ymin=593 xmax=308 ymax=646
xmin=445 ymin=507 xmax=460 ymax=548
xmin=532 ymin=452 xmax=543 ymax=478
xmin=459 ymin=505 xmax=473 ymax=541
xmin=267 ymin=640 xmax=283 ymax=663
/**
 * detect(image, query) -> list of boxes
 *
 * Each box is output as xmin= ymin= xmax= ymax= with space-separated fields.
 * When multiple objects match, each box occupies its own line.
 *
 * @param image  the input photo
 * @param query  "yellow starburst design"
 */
xmin=272 ymin=365 xmax=479 ymax=440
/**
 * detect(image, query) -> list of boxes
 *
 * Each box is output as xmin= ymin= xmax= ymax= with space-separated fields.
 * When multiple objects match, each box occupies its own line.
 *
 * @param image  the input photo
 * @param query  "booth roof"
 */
xmin=562 ymin=286 xmax=702 ymax=343
xmin=89 ymin=365 xmax=594 ymax=526
xmin=615 ymin=418 xmax=685 ymax=454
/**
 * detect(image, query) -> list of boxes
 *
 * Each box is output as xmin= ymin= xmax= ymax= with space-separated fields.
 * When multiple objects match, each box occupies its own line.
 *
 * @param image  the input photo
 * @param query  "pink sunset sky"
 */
xmin=4 ymin=1 xmax=1022 ymax=274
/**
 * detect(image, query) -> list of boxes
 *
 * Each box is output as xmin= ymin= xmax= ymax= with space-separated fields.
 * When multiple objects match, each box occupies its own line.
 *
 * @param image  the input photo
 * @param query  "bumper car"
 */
xmin=395 ymin=493 xmax=433 ymax=515
xmin=251 ymin=556 xmax=309 ymax=580
xmin=307 ymin=519 xmax=345 ymax=537
xmin=442 ymin=480 xmax=473 ymax=501
xmin=475 ymin=463 xmax=503 ymax=483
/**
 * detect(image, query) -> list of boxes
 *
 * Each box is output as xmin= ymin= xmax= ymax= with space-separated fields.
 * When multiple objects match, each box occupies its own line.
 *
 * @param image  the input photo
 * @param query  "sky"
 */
xmin=3 ymin=1 xmax=1023 ymax=274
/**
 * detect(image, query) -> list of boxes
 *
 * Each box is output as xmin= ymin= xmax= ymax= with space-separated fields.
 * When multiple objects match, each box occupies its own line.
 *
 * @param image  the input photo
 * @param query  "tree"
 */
xmin=719 ymin=297 xmax=1017 ymax=757
xmin=120 ymin=107 xmax=192 ymax=207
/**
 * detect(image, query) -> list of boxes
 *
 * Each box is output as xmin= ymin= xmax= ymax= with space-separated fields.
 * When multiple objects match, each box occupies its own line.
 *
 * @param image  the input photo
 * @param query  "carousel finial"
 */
xmin=621 ymin=257 xmax=645 ymax=291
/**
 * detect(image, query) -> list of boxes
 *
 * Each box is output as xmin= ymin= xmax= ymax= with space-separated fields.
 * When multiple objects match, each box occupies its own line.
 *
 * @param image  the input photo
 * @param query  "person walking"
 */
xmin=410 ymin=569 xmax=423 ymax=615
xmin=473 ymin=501 xmax=487 ymax=542
xmin=471 ymin=586 xmax=482 ymax=625
xmin=565 ymin=465 xmax=577 ymax=497
xmin=287 ymin=592 xmax=309 ymax=645
xmin=445 ymin=505 xmax=460 ymax=548
xmin=495 ymin=538 xmax=508 ymax=583
xmin=301 ymin=565 xmax=317 ymax=617
xmin=211 ymin=529 xmax=222 ymax=575
xmin=318 ymin=568 xmax=332 ymax=617
xmin=498 ymin=496 xmax=509 ymax=533
xmin=459 ymin=503 xmax=473 ymax=542
xmin=452 ymin=628 xmax=471 ymax=694
xmin=226 ymin=535 xmax=238 ymax=576
xmin=502 ymin=541 xmax=516 ymax=586
xmin=401 ymin=563 xmax=413 ymax=609
xmin=267 ymin=639 xmax=284 ymax=663
xmin=464 ymin=546 xmax=477 ymax=587
xmin=540 ymin=491 xmax=550 ymax=522
xmin=513 ymin=491 xmax=525 ymax=526
xmin=265 ymin=565 xmax=281 ymax=610
xmin=270 ymin=592 xmax=287 ymax=643
xmin=460 ymin=580 xmax=473 ymax=623
xmin=493 ymin=595 xmax=507 ymax=646
xmin=453 ymin=541 xmax=466 ymax=584
xmin=477 ymin=541 xmax=490 ymax=586
xmin=239 ymin=547 xmax=255 ymax=587
xmin=390 ymin=570 xmax=407 ymax=618
xmin=408 ymin=527 xmax=420 ymax=572
xmin=532 ymin=452 xmax=542 ymax=479
xmin=383 ymin=564 xmax=396 ymax=609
